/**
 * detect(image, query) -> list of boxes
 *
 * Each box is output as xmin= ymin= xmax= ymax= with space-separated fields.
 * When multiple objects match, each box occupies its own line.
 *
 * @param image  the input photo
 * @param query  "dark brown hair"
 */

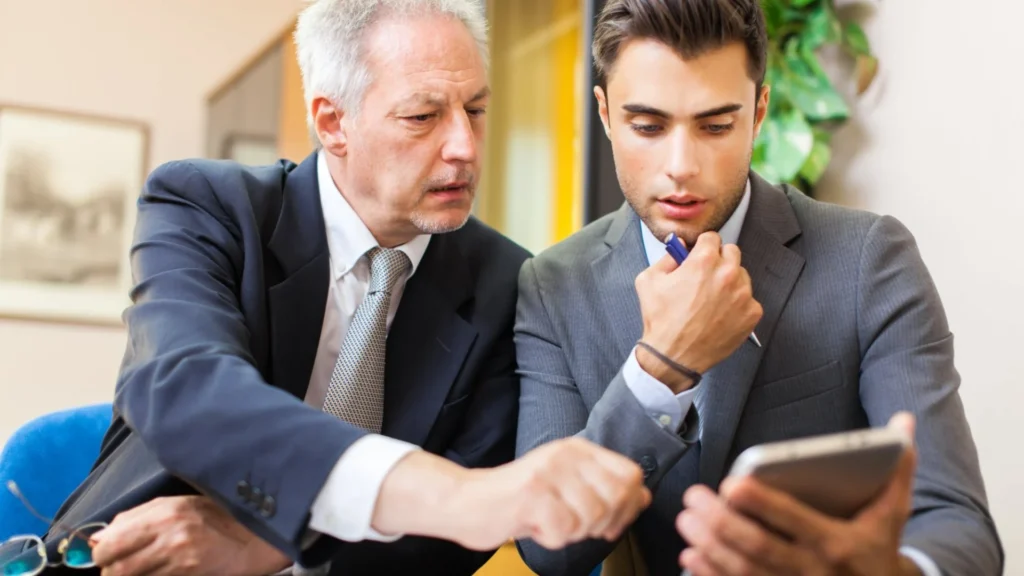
xmin=592 ymin=0 xmax=767 ymax=91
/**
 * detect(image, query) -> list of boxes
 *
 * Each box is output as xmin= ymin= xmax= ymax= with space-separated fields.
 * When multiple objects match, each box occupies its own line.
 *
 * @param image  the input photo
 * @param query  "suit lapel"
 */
xmin=266 ymin=153 xmax=330 ymax=400
xmin=382 ymin=233 xmax=478 ymax=446
xmin=697 ymin=175 xmax=806 ymax=487
xmin=591 ymin=203 xmax=647 ymax=363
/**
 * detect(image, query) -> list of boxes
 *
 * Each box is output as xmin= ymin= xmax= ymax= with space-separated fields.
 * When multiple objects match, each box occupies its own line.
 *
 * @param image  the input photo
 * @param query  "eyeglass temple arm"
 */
xmin=6 ymin=481 xmax=97 ymax=545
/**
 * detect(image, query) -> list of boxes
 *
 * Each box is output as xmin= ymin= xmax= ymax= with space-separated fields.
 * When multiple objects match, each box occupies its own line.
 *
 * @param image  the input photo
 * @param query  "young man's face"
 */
xmin=596 ymin=40 xmax=769 ymax=247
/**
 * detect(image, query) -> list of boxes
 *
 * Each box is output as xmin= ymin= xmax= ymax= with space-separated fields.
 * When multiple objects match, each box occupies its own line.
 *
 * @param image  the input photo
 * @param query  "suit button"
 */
xmin=260 ymin=496 xmax=276 ymax=518
xmin=236 ymin=481 xmax=252 ymax=500
xmin=639 ymin=455 xmax=657 ymax=478
xmin=250 ymin=487 xmax=263 ymax=504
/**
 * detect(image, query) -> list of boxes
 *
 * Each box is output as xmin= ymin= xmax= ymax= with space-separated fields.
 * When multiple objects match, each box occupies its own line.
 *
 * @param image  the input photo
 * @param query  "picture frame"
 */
xmin=222 ymin=133 xmax=279 ymax=166
xmin=0 ymin=104 xmax=149 ymax=325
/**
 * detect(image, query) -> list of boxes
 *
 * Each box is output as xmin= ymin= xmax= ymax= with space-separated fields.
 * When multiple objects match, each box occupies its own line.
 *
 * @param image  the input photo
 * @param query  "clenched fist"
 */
xmin=475 ymin=437 xmax=652 ymax=550
xmin=373 ymin=437 xmax=652 ymax=552
xmin=635 ymin=231 xmax=762 ymax=392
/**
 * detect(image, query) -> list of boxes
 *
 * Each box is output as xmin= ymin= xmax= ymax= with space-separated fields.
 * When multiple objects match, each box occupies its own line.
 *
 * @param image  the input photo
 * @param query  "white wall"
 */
xmin=820 ymin=0 xmax=1023 ymax=571
xmin=0 ymin=0 xmax=305 ymax=444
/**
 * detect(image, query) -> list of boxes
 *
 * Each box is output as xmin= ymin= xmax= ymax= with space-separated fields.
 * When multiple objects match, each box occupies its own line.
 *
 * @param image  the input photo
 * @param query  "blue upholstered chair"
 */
xmin=0 ymin=403 xmax=112 ymax=541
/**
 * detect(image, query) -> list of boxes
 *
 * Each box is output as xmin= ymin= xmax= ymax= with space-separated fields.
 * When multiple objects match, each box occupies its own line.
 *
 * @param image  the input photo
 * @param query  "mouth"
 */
xmin=427 ymin=182 xmax=472 ymax=201
xmin=430 ymin=181 xmax=470 ymax=191
xmin=656 ymin=196 xmax=707 ymax=220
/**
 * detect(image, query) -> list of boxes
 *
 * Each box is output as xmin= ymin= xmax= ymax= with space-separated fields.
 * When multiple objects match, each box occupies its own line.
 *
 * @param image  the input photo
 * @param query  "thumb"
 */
xmin=856 ymin=415 xmax=918 ymax=529
xmin=887 ymin=411 xmax=916 ymax=445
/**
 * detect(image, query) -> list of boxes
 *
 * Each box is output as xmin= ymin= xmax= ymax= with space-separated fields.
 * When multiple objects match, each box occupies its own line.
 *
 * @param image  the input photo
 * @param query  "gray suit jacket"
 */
xmin=514 ymin=174 xmax=1002 ymax=576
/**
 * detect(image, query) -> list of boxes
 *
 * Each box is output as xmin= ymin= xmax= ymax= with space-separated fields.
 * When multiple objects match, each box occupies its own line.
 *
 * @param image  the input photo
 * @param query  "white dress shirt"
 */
xmin=623 ymin=180 xmax=940 ymax=576
xmin=302 ymin=151 xmax=427 ymax=543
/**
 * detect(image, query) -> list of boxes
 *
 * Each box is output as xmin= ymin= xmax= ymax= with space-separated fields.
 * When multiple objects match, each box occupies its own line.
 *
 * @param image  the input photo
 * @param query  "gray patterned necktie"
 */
xmin=322 ymin=247 xmax=410 ymax=432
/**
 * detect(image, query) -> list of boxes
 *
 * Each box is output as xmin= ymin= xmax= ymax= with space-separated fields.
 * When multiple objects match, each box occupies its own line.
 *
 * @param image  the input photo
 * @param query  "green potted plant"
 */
xmin=753 ymin=0 xmax=878 ymax=195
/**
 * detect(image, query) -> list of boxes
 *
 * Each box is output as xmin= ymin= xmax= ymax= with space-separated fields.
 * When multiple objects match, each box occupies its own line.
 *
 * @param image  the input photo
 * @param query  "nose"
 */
xmin=665 ymin=126 xmax=700 ymax=184
xmin=441 ymin=109 xmax=478 ymax=165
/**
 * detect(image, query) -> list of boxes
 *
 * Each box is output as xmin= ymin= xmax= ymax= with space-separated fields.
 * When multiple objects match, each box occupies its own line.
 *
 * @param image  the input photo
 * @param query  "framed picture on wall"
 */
xmin=223 ymin=133 xmax=279 ymax=166
xmin=0 ymin=104 xmax=149 ymax=325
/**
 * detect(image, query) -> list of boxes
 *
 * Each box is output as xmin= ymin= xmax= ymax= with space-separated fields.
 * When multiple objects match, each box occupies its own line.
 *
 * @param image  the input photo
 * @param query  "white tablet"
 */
xmin=726 ymin=426 xmax=911 ymax=518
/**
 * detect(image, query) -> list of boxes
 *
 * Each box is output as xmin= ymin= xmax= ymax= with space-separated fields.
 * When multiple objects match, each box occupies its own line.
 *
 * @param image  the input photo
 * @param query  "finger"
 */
xmin=680 ymin=548 xmax=720 ymax=576
xmin=721 ymin=243 xmax=741 ymax=266
xmin=678 ymin=491 xmax=796 ymax=572
xmin=649 ymin=252 xmax=681 ymax=274
xmin=527 ymin=486 xmax=580 ymax=549
xmin=600 ymin=482 xmax=651 ymax=542
xmin=720 ymin=476 xmax=839 ymax=547
xmin=101 ymin=547 xmax=170 ymax=576
xmin=90 ymin=499 xmax=157 ymax=544
xmin=680 ymin=492 xmax=775 ymax=576
xmin=678 ymin=511 xmax=770 ymax=576
xmin=91 ymin=515 xmax=161 ymax=567
xmin=555 ymin=465 xmax=608 ymax=541
xmin=577 ymin=457 xmax=634 ymax=539
xmin=584 ymin=447 xmax=650 ymax=538
xmin=690 ymin=231 xmax=722 ymax=258
xmin=887 ymin=411 xmax=916 ymax=443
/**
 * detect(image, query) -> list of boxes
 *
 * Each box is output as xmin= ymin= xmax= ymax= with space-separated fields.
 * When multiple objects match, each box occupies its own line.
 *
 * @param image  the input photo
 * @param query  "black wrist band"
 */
xmin=636 ymin=340 xmax=702 ymax=385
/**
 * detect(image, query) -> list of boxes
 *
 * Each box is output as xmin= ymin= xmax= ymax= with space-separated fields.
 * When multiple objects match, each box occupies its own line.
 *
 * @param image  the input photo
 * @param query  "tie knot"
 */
xmin=366 ymin=247 xmax=410 ymax=294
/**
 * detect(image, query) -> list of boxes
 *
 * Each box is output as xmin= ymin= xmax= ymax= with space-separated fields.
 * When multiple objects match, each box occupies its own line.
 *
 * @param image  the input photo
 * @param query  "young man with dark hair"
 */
xmin=513 ymin=0 xmax=1002 ymax=574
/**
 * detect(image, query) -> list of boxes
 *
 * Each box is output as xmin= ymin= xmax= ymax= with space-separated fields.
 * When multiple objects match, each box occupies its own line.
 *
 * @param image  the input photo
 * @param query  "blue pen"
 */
xmin=664 ymin=233 xmax=689 ymax=264
xmin=664 ymin=233 xmax=762 ymax=348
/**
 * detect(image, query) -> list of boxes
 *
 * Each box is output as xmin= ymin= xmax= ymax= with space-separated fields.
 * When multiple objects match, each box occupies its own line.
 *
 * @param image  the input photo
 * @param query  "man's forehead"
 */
xmin=606 ymin=39 xmax=754 ymax=102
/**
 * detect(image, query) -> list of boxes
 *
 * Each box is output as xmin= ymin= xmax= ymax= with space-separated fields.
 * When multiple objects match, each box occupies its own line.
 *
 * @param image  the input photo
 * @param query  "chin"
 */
xmin=647 ymin=214 xmax=689 ymax=238
xmin=410 ymin=208 xmax=472 ymax=235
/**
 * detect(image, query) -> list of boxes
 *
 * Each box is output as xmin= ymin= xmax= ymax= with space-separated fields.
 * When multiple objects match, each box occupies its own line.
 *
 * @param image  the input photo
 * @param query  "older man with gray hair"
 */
xmin=36 ymin=1 xmax=652 ymax=575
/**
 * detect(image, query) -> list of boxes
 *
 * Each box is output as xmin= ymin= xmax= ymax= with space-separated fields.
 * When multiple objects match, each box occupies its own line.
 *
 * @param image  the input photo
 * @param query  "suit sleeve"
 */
xmin=115 ymin=162 xmax=366 ymax=560
xmin=513 ymin=258 xmax=697 ymax=576
xmin=857 ymin=215 xmax=1003 ymax=576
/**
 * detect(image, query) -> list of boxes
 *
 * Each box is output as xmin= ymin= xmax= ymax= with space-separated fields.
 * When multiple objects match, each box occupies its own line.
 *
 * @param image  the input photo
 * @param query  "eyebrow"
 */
xmin=468 ymin=86 xmax=491 ymax=102
xmin=621 ymin=102 xmax=743 ymax=120
xmin=400 ymin=87 xmax=491 ymax=108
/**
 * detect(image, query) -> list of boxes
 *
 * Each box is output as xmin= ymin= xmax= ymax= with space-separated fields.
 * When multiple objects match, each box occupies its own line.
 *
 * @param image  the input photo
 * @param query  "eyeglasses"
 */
xmin=0 ymin=481 xmax=107 ymax=575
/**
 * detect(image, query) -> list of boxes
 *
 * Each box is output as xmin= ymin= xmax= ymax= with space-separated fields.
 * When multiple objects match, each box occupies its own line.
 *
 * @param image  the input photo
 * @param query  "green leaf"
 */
xmin=762 ymin=0 xmax=787 ymax=33
xmin=798 ymin=136 xmax=832 ymax=185
xmin=757 ymin=107 xmax=814 ymax=183
xmin=803 ymin=4 xmax=843 ymax=49
xmin=777 ymin=51 xmax=850 ymax=121
xmin=843 ymin=22 xmax=871 ymax=56
xmin=789 ymin=0 xmax=818 ymax=7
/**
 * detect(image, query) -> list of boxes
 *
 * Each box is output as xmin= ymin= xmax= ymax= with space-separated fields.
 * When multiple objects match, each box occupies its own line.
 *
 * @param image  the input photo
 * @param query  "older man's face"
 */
xmin=339 ymin=13 xmax=488 ymax=243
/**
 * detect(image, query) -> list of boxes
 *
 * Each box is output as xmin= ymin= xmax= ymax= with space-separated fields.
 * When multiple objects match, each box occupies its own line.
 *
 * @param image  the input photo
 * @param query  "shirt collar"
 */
xmin=640 ymin=179 xmax=751 ymax=266
xmin=317 ymin=151 xmax=432 ymax=280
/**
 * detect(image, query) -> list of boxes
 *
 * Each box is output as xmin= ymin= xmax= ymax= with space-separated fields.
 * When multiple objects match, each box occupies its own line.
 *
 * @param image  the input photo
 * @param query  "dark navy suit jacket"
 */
xmin=44 ymin=153 xmax=530 ymax=575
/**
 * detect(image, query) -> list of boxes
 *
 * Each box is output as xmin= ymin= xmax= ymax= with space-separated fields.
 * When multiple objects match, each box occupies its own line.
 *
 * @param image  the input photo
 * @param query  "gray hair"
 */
xmin=294 ymin=0 xmax=489 ymax=128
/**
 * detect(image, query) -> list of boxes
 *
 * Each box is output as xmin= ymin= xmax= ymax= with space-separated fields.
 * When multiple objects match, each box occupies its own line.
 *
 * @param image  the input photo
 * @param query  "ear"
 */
xmin=753 ymin=84 xmax=770 ymax=139
xmin=312 ymin=95 xmax=347 ymax=156
xmin=594 ymin=86 xmax=612 ymax=140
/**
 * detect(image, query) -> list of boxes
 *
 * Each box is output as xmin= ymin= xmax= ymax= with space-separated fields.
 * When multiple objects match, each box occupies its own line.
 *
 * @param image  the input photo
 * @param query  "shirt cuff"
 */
xmin=622 ymin=346 xmax=698 ymax=433
xmin=900 ymin=546 xmax=942 ymax=576
xmin=308 ymin=434 xmax=419 ymax=542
